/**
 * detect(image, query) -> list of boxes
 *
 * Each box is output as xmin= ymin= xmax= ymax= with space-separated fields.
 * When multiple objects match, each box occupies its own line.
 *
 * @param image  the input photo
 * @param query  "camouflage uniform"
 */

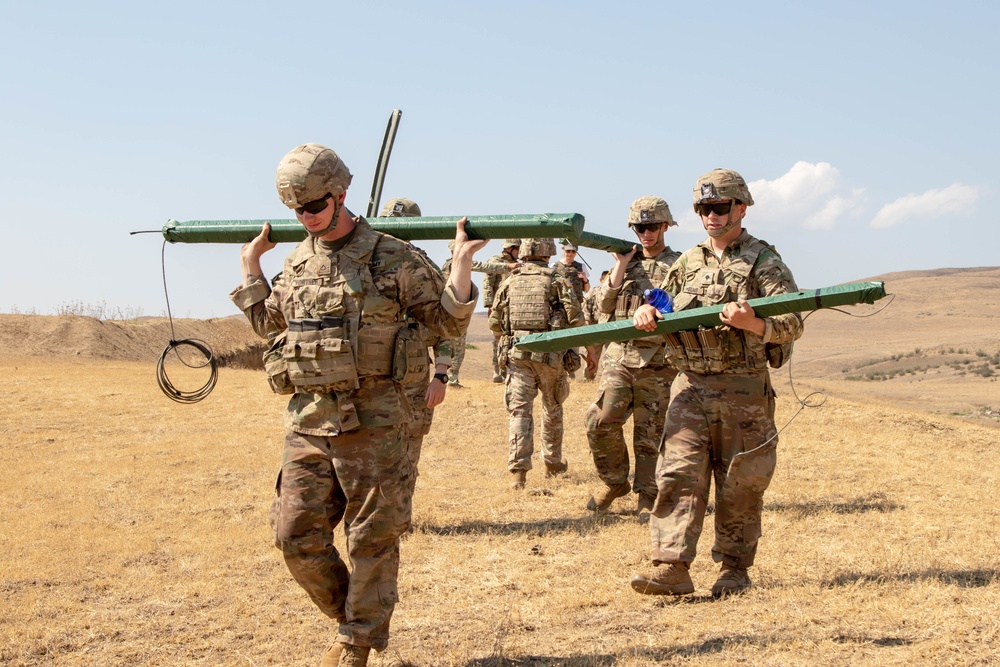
xmin=649 ymin=229 xmax=802 ymax=570
xmin=584 ymin=246 xmax=679 ymax=501
xmin=489 ymin=247 xmax=582 ymax=477
xmin=580 ymin=286 xmax=604 ymax=380
xmin=474 ymin=242 xmax=520 ymax=380
xmin=400 ymin=323 xmax=451 ymax=477
xmin=231 ymin=217 xmax=476 ymax=650
xmin=552 ymin=258 xmax=587 ymax=304
xmin=441 ymin=256 xmax=467 ymax=385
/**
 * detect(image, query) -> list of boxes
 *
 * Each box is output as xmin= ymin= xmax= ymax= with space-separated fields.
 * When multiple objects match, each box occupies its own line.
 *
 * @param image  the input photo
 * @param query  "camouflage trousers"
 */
xmin=504 ymin=357 xmax=570 ymax=471
xmin=649 ymin=370 xmax=777 ymax=569
xmin=402 ymin=378 xmax=435 ymax=487
xmin=492 ymin=334 xmax=502 ymax=377
xmin=271 ymin=426 xmax=413 ymax=650
xmin=584 ymin=360 xmax=675 ymax=499
xmin=447 ymin=332 xmax=467 ymax=383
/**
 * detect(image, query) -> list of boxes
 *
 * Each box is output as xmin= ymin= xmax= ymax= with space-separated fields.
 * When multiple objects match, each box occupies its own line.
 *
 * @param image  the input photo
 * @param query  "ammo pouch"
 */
xmin=284 ymin=317 xmax=359 ymax=393
xmin=263 ymin=331 xmax=294 ymax=395
xmin=562 ymin=347 xmax=582 ymax=373
xmin=355 ymin=322 xmax=404 ymax=377
xmin=392 ymin=325 xmax=430 ymax=384
xmin=663 ymin=327 xmax=728 ymax=373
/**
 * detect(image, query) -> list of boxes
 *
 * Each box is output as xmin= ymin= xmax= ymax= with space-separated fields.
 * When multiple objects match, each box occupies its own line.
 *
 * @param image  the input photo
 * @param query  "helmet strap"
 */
xmin=305 ymin=195 xmax=343 ymax=238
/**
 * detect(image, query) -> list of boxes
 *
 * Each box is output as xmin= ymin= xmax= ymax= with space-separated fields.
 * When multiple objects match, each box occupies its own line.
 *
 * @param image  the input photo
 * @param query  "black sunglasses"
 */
xmin=696 ymin=201 xmax=733 ymax=216
xmin=295 ymin=194 xmax=332 ymax=215
xmin=632 ymin=223 xmax=664 ymax=234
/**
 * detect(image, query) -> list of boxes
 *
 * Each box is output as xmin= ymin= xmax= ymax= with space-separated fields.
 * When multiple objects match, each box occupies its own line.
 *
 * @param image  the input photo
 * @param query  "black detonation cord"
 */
xmin=155 ymin=239 xmax=218 ymax=403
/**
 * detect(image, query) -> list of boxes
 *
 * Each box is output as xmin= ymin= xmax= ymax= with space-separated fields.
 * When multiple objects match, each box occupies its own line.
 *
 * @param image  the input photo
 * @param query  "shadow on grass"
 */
xmin=823 ymin=568 xmax=998 ymax=588
xmin=767 ymin=491 xmax=903 ymax=517
xmin=464 ymin=634 xmax=772 ymax=666
xmin=416 ymin=513 xmax=630 ymax=537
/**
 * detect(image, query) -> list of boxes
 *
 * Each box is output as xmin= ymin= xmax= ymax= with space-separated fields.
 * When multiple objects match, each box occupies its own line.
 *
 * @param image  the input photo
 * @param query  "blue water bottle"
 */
xmin=644 ymin=288 xmax=673 ymax=314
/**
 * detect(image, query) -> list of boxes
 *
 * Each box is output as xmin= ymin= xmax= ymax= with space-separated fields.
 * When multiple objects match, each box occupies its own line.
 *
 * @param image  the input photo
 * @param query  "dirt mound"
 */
xmin=0 ymin=314 xmax=265 ymax=368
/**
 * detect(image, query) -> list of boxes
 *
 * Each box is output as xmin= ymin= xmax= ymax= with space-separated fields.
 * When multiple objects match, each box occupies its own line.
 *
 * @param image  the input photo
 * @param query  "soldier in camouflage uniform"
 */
xmin=473 ymin=239 xmax=522 ymax=382
xmin=489 ymin=238 xmax=583 ymax=489
xmin=581 ymin=270 xmax=611 ymax=381
xmin=440 ymin=247 xmax=468 ymax=387
xmin=584 ymin=197 xmax=681 ymax=516
xmin=377 ymin=198 xmax=454 ymax=487
xmin=552 ymin=240 xmax=590 ymax=303
xmin=232 ymin=144 xmax=484 ymax=666
xmin=630 ymin=169 xmax=803 ymax=600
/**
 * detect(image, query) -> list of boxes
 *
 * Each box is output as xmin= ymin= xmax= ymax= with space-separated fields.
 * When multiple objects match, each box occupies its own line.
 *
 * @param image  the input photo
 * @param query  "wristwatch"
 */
xmin=433 ymin=372 xmax=449 ymax=384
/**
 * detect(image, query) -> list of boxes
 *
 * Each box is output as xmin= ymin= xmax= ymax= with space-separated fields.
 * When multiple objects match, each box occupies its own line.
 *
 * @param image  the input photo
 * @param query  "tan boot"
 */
xmin=630 ymin=562 xmax=695 ymax=595
xmin=320 ymin=643 xmax=344 ymax=667
xmin=339 ymin=644 xmax=371 ymax=666
xmin=510 ymin=469 xmax=527 ymax=489
xmin=545 ymin=459 xmax=568 ymax=477
xmin=585 ymin=481 xmax=631 ymax=511
xmin=711 ymin=565 xmax=751 ymax=598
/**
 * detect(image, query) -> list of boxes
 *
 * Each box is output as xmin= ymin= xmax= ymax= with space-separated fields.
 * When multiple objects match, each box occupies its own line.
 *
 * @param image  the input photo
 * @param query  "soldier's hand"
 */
xmin=720 ymin=299 xmax=764 ymax=335
xmin=613 ymin=244 xmax=639 ymax=263
xmin=242 ymin=221 xmax=277 ymax=262
xmin=633 ymin=304 xmax=661 ymax=331
xmin=452 ymin=217 xmax=488 ymax=257
xmin=425 ymin=376 xmax=447 ymax=408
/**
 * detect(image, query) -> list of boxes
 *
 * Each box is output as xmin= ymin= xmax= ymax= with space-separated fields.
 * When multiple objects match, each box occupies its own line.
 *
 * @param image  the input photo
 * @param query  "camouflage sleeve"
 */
xmin=229 ymin=275 xmax=288 ymax=340
xmin=432 ymin=337 xmax=453 ymax=367
xmin=754 ymin=250 xmax=804 ymax=344
xmin=659 ymin=254 xmax=688 ymax=297
xmin=597 ymin=279 xmax=620 ymax=315
xmin=394 ymin=243 xmax=478 ymax=340
xmin=488 ymin=282 xmax=509 ymax=334
xmin=472 ymin=256 xmax=512 ymax=274
xmin=553 ymin=276 xmax=584 ymax=328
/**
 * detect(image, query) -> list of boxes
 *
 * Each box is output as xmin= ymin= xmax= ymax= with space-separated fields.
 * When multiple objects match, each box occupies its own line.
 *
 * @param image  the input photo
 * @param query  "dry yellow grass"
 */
xmin=2 ymin=342 xmax=999 ymax=666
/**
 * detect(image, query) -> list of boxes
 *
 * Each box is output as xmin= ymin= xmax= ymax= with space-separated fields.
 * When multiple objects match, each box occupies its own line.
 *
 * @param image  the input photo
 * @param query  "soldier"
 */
xmin=584 ymin=197 xmax=681 ymax=516
xmin=232 ymin=144 xmax=484 ymax=666
xmin=473 ymin=238 xmax=522 ymax=382
xmin=581 ymin=269 xmax=611 ymax=381
xmin=489 ymin=238 xmax=583 ymax=489
xmin=440 ymin=246 xmax=468 ymax=387
xmin=630 ymin=169 xmax=803 ymax=599
xmin=552 ymin=240 xmax=590 ymax=303
xmin=377 ymin=198 xmax=453 ymax=488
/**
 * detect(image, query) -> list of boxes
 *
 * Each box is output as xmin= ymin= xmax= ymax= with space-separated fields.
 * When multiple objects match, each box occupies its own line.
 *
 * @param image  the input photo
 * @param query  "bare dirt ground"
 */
xmin=1 ymin=267 xmax=998 ymax=666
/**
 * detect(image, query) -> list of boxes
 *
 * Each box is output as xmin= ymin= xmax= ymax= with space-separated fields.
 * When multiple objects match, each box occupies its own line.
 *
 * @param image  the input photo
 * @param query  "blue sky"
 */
xmin=1 ymin=1 xmax=996 ymax=318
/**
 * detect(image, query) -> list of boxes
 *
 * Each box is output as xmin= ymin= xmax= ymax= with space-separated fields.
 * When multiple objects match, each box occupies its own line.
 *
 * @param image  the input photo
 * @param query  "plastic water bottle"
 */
xmin=644 ymin=288 xmax=673 ymax=314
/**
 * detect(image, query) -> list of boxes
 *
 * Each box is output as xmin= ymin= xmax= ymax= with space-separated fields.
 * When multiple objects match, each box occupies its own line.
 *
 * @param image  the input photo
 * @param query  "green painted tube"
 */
xmin=161 ymin=213 xmax=585 ymax=244
xmin=566 ymin=230 xmax=635 ymax=254
xmin=515 ymin=281 xmax=888 ymax=352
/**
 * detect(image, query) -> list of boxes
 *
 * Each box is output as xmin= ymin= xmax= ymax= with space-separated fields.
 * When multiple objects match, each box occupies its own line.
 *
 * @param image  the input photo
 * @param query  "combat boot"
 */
xmin=320 ymin=643 xmax=343 ymax=667
xmin=711 ymin=565 xmax=751 ymax=598
xmin=545 ymin=459 xmax=568 ymax=477
xmin=339 ymin=644 xmax=370 ymax=666
xmin=636 ymin=492 xmax=655 ymax=521
xmin=630 ymin=562 xmax=695 ymax=596
xmin=492 ymin=372 xmax=504 ymax=383
xmin=510 ymin=469 xmax=527 ymax=489
xmin=585 ymin=481 xmax=631 ymax=511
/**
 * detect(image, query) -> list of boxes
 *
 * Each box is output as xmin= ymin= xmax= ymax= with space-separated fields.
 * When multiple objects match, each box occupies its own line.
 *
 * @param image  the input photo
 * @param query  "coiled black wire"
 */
xmin=154 ymin=239 xmax=218 ymax=403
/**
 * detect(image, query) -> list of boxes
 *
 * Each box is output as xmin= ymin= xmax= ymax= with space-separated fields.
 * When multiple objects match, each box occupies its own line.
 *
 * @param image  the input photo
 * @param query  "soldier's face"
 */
xmin=633 ymin=222 xmax=666 ymax=249
xmin=296 ymin=193 xmax=339 ymax=234
xmin=698 ymin=199 xmax=746 ymax=237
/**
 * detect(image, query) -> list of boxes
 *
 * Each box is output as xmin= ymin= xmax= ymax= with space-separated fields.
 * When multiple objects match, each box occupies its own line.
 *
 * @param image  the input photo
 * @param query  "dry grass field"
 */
xmin=2 ymin=266 xmax=999 ymax=666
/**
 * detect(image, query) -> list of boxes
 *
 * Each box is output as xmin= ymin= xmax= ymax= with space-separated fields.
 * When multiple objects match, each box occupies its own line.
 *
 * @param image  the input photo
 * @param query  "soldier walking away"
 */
xmin=377 ymin=198 xmax=454 ymax=492
xmin=231 ymin=144 xmax=484 ymax=666
xmin=629 ymin=169 xmax=802 ymax=599
xmin=489 ymin=238 xmax=583 ymax=489
xmin=581 ymin=270 xmax=611 ymax=381
xmin=584 ymin=197 xmax=680 ymax=517
xmin=473 ymin=239 xmax=522 ymax=382
xmin=552 ymin=240 xmax=590 ymax=379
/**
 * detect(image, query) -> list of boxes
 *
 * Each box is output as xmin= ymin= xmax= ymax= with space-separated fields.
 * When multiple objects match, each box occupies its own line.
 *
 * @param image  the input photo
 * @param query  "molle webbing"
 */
xmin=508 ymin=272 xmax=552 ymax=331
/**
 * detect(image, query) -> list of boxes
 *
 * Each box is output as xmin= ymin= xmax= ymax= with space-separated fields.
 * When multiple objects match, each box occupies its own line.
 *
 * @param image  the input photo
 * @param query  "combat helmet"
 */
xmin=275 ymin=143 xmax=353 ymax=237
xmin=628 ymin=196 xmax=677 ymax=228
xmin=519 ymin=237 xmax=556 ymax=259
xmin=502 ymin=238 xmax=521 ymax=250
xmin=692 ymin=168 xmax=754 ymax=210
xmin=379 ymin=197 xmax=422 ymax=218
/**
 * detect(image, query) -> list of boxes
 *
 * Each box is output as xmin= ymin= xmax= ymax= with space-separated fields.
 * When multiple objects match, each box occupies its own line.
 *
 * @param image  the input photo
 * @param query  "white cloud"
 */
xmin=748 ymin=161 xmax=865 ymax=231
xmin=869 ymin=183 xmax=980 ymax=229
